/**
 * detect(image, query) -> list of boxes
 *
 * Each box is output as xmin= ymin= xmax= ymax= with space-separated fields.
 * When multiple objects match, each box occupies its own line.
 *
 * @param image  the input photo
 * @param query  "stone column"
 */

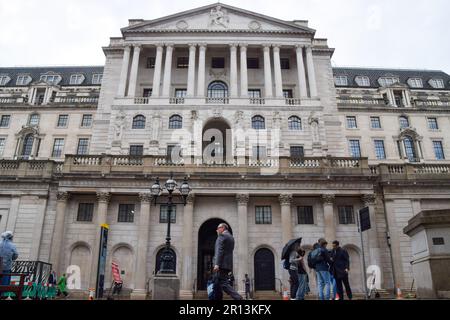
xmin=384 ymin=199 xmax=404 ymax=288
xmin=305 ymin=46 xmax=318 ymax=97
xmin=236 ymin=194 xmax=249 ymax=294
xmin=187 ymin=44 xmax=197 ymax=97
xmin=362 ymin=194 xmax=382 ymax=285
xmin=49 ymin=192 xmax=70 ymax=275
xmin=272 ymin=45 xmax=283 ymax=98
xmin=197 ymin=44 xmax=207 ymax=97
xmin=89 ymin=192 xmax=111 ymax=288
xmin=131 ymin=193 xmax=152 ymax=299
xmin=295 ymin=45 xmax=308 ymax=98
xmin=162 ymin=44 xmax=174 ymax=97
xmin=181 ymin=194 xmax=195 ymax=297
xmin=152 ymin=44 xmax=164 ymax=97
xmin=240 ymin=44 xmax=248 ymax=98
xmin=229 ymin=44 xmax=238 ymax=98
xmin=127 ymin=45 xmax=142 ymax=97
xmin=279 ymin=194 xmax=293 ymax=245
xmin=263 ymin=45 xmax=273 ymax=98
xmin=321 ymin=195 xmax=336 ymax=246
xmin=117 ymin=46 xmax=131 ymax=97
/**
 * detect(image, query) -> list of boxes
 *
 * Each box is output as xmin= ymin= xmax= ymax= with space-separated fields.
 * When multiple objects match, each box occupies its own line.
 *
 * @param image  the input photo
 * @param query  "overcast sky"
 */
xmin=0 ymin=0 xmax=449 ymax=72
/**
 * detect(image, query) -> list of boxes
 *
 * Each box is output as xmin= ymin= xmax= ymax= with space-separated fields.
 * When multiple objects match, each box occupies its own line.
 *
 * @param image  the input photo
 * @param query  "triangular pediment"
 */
xmin=122 ymin=3 xmax=315 ymax=34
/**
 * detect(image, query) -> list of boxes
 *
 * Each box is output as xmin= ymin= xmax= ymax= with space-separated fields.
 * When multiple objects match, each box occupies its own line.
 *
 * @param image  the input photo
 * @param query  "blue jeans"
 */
xmin=316 ymin=271 xmax=331 ymax=300
xmin=296 ymin=273 xmax=307 ymax=300
xmin=1 ymin=270 xmax=11 ymax=286
xmin=330 ymin=274 xmax=337 ymax=299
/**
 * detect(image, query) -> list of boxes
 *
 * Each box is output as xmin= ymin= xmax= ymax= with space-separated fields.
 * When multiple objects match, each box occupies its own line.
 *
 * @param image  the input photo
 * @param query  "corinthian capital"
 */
xmin=96 ymin=192 xmax=111 ymax=204
xmin=139 ymin=193 xmax=153 ymax=203
xmin=321 ymin=194 xmax=335 ymax=205
xmin=236 ymin=194 xmax=249 ymax=205
xmin=362 ymin=194 xmax=376 ymax=206
xmin=279 ymin=194 xmax=293 ymax=206
xmin=56 ymin=192 xmax=70 ymax=202
xmin=186 ymin=193 xmax=195 ymax=205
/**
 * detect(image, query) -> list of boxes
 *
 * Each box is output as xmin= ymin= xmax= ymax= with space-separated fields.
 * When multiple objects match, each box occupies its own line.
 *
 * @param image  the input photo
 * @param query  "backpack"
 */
xmin=307 ymin=248 xmax=323 ymax=269
xmin=282 ymin=259 xmax=290 ymax=270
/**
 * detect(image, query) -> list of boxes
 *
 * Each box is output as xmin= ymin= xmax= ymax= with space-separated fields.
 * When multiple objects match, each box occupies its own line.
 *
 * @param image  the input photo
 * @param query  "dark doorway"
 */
xmin=254 ymin=248 xmax=275 ymax=291
xmin=197 ymin=218 xmax=233 ymax=290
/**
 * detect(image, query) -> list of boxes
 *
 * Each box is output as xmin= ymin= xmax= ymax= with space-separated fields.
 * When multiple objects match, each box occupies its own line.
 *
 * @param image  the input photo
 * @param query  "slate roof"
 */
xmin=333 ymin=67 xmax=450 ymax=90
xmin=0 ymin=66 xmax=104 ymax=87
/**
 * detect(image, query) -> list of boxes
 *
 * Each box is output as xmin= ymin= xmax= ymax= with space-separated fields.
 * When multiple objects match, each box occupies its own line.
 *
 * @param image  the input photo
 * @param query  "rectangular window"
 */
xmin=77 ymin=138 xmax=89 ymax=155
xmin=0 ymin=115 xmax=11 ymax=127
xmin=177 ymin=57 xmax=189 ymax=69
xmin=57 ymin=115 xmax=69 ymax=128
xmin=52 ymin=138 xmax=65 ymax=158
xmin=16 ymin=75 xmax=30 ymax=86
xmin=433 ymin=141 xmax=445 ymax=160
xmin=28 ymin=114 xmax=40 ymax=126
xmin=255 ymin=206 xmax=272 ymax=224
xmin=283 ymin=90 xmax=293 ymax=99
xmin=160 ymin=205 xmax=176 ymax=223
xmin=370 ymin=117 xmax=381 ymax=129
xmin=212 ymin=57 xmax=225 ymax=69
xmin=374 ymin=140 xmax=386 ymax=160
xmin=349 ymin=140 xmax=361 ymax=158
xmin=247 ymin=58 xmax=259 ymax=69
xmin=0 ymin=138 xmax=5 ymax=156
xmin=92 ymin=74 xmax=103 ymax=85
xmin=428 ymin=118 xmax=439 ymax=130
xmin=118 ymin=204 xmax=135 ymax=223
xmin=290 ymin=146 xmax=304 ymax=158
xmin=248 ymin=89 xmax=261 ymax=98
xmin=252 ymin=146 xmax=267 ymax=160
xmin=81 ymin=115 xmax=93 ymax=128
xmin=346 ymin=116 xmax=357 ymax=129
xmin=175 ymin=89 xmax=187 ymax=98
xmin=297 ymin=206 xmax=314 ymax=224
xmin=77 ymin=203 xmax=94 ymax=222
xmin=143 ymin=88 xmax=153 ymax=97
xmin=146 ymin=57 xmax=156 ymax=69
xmin=334 ymin=76 xmax=348 ymax=86
xmin=130 ymin=145 xmax=144 ymax=156
xmin=338 ymin=206 xmax=355 ymax=224
xmin=280 ymin=58 xmax=290 ymax=69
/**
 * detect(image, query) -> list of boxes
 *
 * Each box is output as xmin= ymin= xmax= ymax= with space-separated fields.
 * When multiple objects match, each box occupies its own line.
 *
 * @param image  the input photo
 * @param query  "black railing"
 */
xmin=11 ymin=261 xmax=52 ymax=285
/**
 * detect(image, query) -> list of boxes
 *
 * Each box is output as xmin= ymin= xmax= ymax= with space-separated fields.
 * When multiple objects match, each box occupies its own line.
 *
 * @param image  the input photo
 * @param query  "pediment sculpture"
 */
xmin=209 ymin=5 xmax=230 ymax=28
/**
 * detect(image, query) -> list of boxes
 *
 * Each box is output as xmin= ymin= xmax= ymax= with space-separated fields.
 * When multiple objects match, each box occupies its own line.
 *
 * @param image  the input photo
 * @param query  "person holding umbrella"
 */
xmin=281 ymin=237 xmax=302 ymax=300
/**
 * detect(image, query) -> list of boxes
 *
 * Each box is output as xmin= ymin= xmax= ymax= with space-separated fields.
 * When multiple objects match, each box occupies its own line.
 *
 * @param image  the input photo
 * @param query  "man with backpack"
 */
xmin=308 ymin=238 xmax=333 ymax=300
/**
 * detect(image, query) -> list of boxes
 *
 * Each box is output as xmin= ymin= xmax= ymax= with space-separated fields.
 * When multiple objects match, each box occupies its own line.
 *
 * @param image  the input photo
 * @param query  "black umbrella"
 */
xmin=281 ymin=237 xmax=302 ymax=260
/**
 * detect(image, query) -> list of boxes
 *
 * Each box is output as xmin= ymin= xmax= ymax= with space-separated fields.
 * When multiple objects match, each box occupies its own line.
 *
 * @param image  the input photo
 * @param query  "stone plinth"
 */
xmin=152 ymin=274 xmax=180 ymax=300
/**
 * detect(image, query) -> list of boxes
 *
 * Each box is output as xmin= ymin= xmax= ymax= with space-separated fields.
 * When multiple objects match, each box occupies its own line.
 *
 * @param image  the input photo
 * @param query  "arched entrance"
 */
xmin=202 ymin=119 xmax=232 ymax=164
xmin=254 ymin=248 xmax=275 ymax=291
xmin=197 ymin=218 xmax=233 ymax=290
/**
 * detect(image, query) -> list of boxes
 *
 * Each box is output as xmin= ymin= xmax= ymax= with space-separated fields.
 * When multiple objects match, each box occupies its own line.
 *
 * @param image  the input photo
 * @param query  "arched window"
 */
xmin=288 ymin=116 xmax=302 ymax=130
xmin=169 ymin=115 xmax=183 ymax=129
xmin=21 ymin=134 xmax=34 ymax=157
xmin=252 ymin=115 xmax=265 ymax=130
xmin=403 ymin=136 xmax=418 ymax=162
xmin=207 ymin=81 xmax=228 ymax=98
xmin=132 ymin=115 xmax=146 ymax=129
xmin=399 ymin=116 xmax=409 ymax=129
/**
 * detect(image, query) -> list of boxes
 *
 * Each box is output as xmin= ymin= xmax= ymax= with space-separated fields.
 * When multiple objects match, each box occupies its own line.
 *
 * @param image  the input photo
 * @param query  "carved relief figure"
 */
xmin=308 ymin=112 xmax=320 ymax=143
xmin=209 ymin=5 xmax=229 ymax=28
xmin=151 ymin=113 xmax=161 ymax=142
xmin=114 ymin=110 xmax=126 ymax=140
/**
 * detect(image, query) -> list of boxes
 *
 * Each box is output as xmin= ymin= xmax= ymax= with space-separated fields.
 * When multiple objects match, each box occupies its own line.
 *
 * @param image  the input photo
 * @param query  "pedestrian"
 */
xmin=57 ymin=273 xmax=69 ymax=298
xmin=288 ymin=242 xmax=302 ymax=300
xmin=309 ymin=238 xmax=333 ymax=300
xmin=331 ymin=240 xmax=353 ymax=300
xmin=244 ymin=274 xmax=251 ymax=300
xmin=212 ymin=223 xmax=243 ymax=300
xmin=0 ymin=231 xmax=18 ymax=287
xmin=48 ymin=269 xmax=57 ymax=286
xmin=296 ymin=248 xmax=308 ymax=300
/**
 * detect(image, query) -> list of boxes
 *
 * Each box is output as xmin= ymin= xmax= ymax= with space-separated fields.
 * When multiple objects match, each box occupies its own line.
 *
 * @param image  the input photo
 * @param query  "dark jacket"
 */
xmin=213 ymin=230 xmax=234 ymax=271
xmin=314 ymin=247 xmax=333 ymax=272
xmin=331 ymin=247 xmax=350 ymax=279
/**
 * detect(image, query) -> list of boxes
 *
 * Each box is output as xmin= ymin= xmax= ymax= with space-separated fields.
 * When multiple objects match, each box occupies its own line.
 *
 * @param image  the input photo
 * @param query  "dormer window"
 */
xmin=40 ymin=74 xmax=61 ymax=85
xmin=69 ymin=74 xmax=85 ymax=85
xmin=16 ymin=75 xmax=32 ymax=86
xmin=378 ymin=77 xmax=399 ymax=87
xmin=334 ymin=76 xmax=348 ymax=86
xmin=429 ymin=78 xmax=445 ymax=89
xmin=92 ymin=74 xmax=103 ymax=85
xmin=0 ymin=75 xmax=11 ymax=86
xmin=407 ymin=78 xmax=423 ymax=88
xmin=355 ymin=76 xmax=370 ymax=87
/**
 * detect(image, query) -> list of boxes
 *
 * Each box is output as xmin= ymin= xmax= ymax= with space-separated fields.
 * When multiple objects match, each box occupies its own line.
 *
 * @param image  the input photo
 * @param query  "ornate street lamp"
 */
xmin=151 ymin=173 xmax=191 ymax=274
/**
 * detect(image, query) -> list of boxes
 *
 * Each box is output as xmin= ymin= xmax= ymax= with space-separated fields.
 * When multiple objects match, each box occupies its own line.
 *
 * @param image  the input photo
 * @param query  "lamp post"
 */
xmin=151 ymin=173 xmax=191 ymax=274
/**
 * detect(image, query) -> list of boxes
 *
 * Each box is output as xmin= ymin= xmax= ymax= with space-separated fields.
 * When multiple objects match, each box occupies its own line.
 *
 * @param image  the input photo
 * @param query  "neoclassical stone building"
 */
xmin=1 ymin=3 xmax=449 ymax=299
